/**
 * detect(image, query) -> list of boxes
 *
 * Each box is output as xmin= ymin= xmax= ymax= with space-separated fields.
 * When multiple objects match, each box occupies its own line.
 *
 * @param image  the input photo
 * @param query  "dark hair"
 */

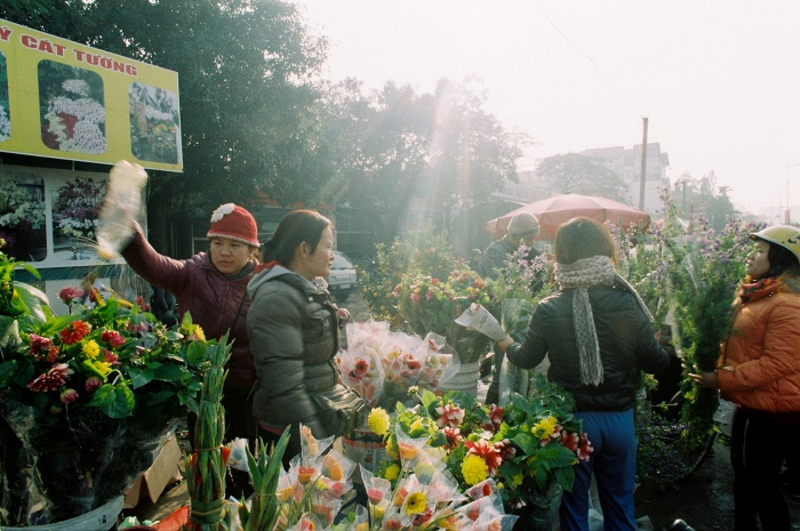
xmin=763 ymin=241 xmax=800 ymax=279
xmin=554 ymin=217 xmax=617 ymax=265
xmin=265 ymin=210 xmax=331 ymax=265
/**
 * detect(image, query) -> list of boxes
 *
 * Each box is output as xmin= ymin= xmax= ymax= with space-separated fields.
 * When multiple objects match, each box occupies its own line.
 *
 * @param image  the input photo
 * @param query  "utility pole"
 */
xmin=638 ymin=117 xmax=648 ymax=211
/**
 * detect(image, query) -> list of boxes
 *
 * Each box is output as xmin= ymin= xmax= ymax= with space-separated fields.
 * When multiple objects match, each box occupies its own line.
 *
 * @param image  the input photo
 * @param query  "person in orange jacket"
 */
xmin=691 ymin=224 xmax=800 ymax=531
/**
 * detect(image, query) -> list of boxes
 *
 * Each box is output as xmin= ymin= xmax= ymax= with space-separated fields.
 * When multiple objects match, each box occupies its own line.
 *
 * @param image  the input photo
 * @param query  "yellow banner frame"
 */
xmin=0 ymin=18 xmax=182 ymax=172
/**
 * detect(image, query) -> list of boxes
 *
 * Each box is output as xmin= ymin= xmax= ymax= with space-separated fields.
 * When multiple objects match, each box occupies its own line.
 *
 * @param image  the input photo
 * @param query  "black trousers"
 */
xmin=730 ymin=406 xmax=800 ymax=531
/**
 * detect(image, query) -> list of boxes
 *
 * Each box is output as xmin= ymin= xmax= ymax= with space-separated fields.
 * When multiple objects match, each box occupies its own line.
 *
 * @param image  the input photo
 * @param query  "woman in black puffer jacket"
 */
xmin=497 ymin=217 xmax=672 ymax=531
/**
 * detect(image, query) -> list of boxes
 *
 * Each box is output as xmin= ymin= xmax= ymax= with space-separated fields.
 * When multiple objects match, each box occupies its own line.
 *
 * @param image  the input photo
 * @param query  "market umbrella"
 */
xmin=485 ymin=193 xmax=651 ymax=240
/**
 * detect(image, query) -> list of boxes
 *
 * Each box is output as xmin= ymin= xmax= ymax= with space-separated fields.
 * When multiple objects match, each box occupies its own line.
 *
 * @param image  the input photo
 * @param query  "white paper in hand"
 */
xmin=454 ymin=303 xmax=506 ymax=341
xmin=96 ymin=160 xmax=147 ymax=258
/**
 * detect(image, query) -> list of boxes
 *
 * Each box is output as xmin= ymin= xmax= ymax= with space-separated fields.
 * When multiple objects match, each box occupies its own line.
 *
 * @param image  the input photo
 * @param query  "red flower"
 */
xmin=465 ymin=438 xmax=504 ymax=475
xmin=560 ymin=430 xmax=579 ymax=453
xmin=443 ymin=426 xmax=462 ymax=448
xmin=410 ymin=292 xmax=421 ymax=305
xmin=60 ymin=388 xmax=78 ymax=404
xmin=103 ymin=349 xmax=121 ymax=366
xmin=28 ymin=334 xmax=52 ymax=358
xmin=45 ymin=346 xmax=59 ymax=363
xmin=58 ymin=286 xmax=83 ymax=304
xmin=85 ymin=377 xmax=103 ymax=392
xmin=27 ymin=363 xmax=73 ymax=392
xmin=482 ymin=404 xmax=504 ymax=431
xmin=59 ymin=320 xmax=91 ymax=345
xmin=136 ymin=295 xmax=149 ymax=312
xmin=577 ymin=433 xmax=594 ymax=461
xmin=435 ymin=403 xmax=465 ymax=429
xmin=101 ymin=330 xmax=125 ymax=348
xmin=352 ymin=358 xmax=369 ymax=377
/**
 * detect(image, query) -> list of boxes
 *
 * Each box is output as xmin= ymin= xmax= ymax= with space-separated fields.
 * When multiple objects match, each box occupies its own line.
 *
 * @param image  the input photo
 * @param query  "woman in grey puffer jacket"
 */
xmin=497 ymin=217 xmax=672 ymax=531
xmin=247 ymin=209 xmax=350 ymax=463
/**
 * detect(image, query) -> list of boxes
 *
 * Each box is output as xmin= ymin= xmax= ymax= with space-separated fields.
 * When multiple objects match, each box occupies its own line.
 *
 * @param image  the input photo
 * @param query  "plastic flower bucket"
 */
xmin=3 ymin=495 xmax=123 ymax=531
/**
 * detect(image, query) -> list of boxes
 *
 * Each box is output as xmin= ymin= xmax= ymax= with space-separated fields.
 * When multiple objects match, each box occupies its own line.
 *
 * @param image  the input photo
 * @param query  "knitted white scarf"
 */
xmin=554 ymin=255 xmax=652 ymax=386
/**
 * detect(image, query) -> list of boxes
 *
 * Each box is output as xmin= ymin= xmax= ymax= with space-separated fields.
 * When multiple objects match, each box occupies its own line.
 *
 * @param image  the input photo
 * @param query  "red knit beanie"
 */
xmin=206 ymin=203 xmax=259 ymax=246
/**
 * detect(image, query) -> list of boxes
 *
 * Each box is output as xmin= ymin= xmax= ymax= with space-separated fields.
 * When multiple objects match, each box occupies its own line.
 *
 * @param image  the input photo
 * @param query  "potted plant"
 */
xmin=0 ymin=248 xmax=210 ymax=527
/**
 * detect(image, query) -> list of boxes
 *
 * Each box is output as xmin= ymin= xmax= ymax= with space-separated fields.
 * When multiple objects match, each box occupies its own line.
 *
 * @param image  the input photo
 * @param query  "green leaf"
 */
xmin=90 ymin=383 xmax=135 ymax=418
xmin=128 ymin=367 xmax=155 ymax=389
xmin=153 ymin=362 xmax=185 ymax=382
xmin=512 ymin=432 xmax=537 ymax=454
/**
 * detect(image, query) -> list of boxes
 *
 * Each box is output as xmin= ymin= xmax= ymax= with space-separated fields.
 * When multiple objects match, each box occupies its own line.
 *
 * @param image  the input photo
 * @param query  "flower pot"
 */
xmin=2 ymin=495 xmax=123 ymax=531
xmin=439 ymin=361 xmax=481 ymax=397
xmin=342 ymin=428 xmax=387 ymax=481
xmin=511 ymin=480 xmax=562 ymax=531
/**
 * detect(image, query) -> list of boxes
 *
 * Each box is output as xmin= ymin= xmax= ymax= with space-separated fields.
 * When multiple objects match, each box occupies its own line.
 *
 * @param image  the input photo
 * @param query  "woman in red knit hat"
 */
xmin=118 ymin=202 xmax=261 ymax=498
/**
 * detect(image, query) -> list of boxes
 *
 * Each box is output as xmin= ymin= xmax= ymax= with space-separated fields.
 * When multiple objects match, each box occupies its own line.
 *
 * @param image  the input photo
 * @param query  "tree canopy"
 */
xmin=1 ymin=1 xmax=526 ymax=251
xmin=670 ymin=171 xmax=738 ymax=232
xmin=535 ymin=152 xmax=630 ymax=203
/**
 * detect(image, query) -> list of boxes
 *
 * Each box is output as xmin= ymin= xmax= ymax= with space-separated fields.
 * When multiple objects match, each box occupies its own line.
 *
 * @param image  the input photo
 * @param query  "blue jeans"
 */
xmin=560 ymin=408 xmax=637 ymax=531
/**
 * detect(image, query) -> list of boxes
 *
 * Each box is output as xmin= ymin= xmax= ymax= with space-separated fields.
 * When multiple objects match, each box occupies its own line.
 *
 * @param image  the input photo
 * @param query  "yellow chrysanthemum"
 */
xmin=368 ymin=407 xmax=391 ymax=436
xmin=92 ymin=360 xmax=113 ymax=376
xmin=82 ymin=340 xmax=100 ymax=359
xmin=532 ymin=415 xmax=558 ymax=439
xmin=383 ymin=463 xmax=400 ymax=481
xmin=461 ymin=454 xmax=489 ymax=486
xmin=404 ymin=492 xmax=427 ymax=515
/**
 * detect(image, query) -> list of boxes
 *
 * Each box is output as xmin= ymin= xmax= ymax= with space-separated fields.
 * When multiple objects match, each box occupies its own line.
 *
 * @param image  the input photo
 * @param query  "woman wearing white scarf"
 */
xmin=497 ymin=217 xmax=672 ymax=531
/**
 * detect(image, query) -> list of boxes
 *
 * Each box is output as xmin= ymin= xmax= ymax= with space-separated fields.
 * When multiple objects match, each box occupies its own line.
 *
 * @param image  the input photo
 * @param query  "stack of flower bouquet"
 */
xmin=337 ymin=320 xmax=460 ymax=409
xmin=237 ymin=423 xmax=518 ymax=531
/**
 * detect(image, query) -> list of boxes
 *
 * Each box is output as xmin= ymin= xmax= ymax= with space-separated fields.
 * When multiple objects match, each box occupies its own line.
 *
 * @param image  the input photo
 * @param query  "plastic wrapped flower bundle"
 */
xmin=357 ymin=421 xmax=518 ymax=531
xmin=339 ymin=320 xmax=459 ymax=409
xmin=366 ymin=381 xmax=592 ymax=523
xmin=252 ymin=425 xmax=357 ymax=531
xmin=0 ymin=251 xmax=209 ymax=527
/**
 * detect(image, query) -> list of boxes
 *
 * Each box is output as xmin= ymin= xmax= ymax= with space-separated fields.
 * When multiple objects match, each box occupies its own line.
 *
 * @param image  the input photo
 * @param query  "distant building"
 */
xmin=494 ymin=143 xmax=671 ymax=216
xmin=581 ymin=143 xmax=670 ymax=215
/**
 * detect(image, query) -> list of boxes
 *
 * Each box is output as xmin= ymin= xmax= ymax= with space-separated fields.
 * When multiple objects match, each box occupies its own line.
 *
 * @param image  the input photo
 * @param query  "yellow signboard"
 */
xmin=0 ymin=18 xmax=182 ymax=172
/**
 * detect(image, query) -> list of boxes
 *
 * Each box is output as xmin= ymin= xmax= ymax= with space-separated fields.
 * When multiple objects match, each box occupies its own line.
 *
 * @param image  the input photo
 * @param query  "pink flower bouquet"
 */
xmin=340 ymin=321 xmax=460 ymax=409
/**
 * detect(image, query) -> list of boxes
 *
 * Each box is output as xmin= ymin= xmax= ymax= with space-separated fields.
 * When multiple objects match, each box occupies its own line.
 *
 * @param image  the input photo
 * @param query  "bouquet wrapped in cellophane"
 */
xmin=338 ymin=320 xmax=460 ymax=409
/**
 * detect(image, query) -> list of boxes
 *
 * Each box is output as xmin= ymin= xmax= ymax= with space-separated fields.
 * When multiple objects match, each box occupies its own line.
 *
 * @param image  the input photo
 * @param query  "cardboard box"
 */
xmin=123 ymin=434 xmax=184 ymax=509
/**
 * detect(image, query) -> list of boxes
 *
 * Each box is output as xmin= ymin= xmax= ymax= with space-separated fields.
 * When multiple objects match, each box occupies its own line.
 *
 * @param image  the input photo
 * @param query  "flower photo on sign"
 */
xmin=38 ymin=61 xmax=106 ymax=155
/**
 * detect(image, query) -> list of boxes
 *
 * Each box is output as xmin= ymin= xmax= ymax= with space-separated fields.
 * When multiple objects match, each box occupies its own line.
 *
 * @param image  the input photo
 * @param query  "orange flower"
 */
xmin=298 ymin=465 xmax=316 ymax=484
xmin=322 ymin=454 xmax=343 ymax=481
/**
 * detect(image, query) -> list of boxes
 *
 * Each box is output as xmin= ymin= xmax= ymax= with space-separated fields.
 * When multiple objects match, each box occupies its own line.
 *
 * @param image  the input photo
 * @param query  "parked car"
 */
xmin=326 ymin=251 xmax=357 ymax=302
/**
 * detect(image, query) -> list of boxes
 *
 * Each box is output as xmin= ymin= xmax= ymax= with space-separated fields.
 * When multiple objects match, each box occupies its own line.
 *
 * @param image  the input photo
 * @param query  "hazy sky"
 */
xmin=294 ymin=0 xmax=800 ymax=218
